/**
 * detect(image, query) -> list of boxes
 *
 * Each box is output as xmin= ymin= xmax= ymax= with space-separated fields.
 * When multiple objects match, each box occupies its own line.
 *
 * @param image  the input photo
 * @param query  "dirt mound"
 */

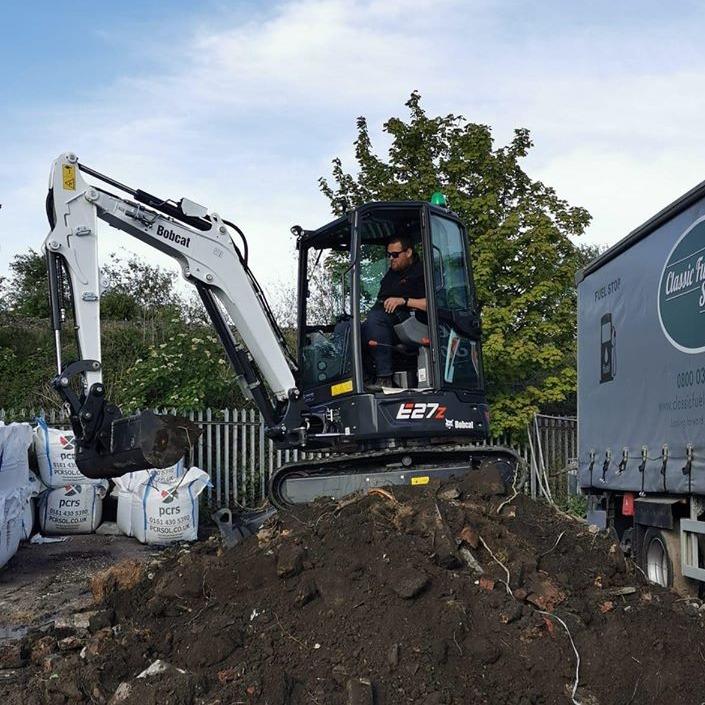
xmin=3 ymin=468 xmax=705 ymax=705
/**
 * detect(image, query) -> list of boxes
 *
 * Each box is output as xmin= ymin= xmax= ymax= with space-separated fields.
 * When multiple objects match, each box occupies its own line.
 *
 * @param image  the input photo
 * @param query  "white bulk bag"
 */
xmin=20 ymin=470 xmax=43 ymax=540
xmin=112 ymin=473 xmax=146 ymax=538
xmin=33 ymin=419 xmax=105 ymax=489
xmin=0 ymin=516 xmax=21 ymax=569
xmin=149 ymin=458 xmax=186 ymax=485
xmin=38 ymin=483 xmax=106 ymax=535
xmin=0 ymin=423 xmax=33 ymax=493
xmin=0 ymin=489 xmax=24 ymax=569
xmin=130 ymin=467 xmax=210 ymax=545
xmin=20 ymin=498 xmax=35 ymax=540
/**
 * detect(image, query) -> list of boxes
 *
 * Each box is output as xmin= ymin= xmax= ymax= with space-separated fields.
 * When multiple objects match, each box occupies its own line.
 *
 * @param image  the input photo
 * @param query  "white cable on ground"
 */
xmin=478 ymin=535 xmax=512 ymax=597
xmin=538 ymin=610 xmax=582 ymax=705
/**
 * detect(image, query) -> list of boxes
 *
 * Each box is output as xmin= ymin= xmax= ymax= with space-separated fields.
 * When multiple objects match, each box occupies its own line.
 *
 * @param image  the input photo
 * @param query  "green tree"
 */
xmin=0 ymin=248 xmax=245 ymax=411
xmin=2 ymin=249 xmax=50 ymax=317
xmin=319 ymin=92 xmax=592 ymax=435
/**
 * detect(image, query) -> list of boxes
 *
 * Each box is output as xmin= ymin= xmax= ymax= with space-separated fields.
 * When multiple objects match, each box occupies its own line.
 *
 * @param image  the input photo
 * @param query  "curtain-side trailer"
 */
xmin=577 ymin=180 xmax=705 ymax=593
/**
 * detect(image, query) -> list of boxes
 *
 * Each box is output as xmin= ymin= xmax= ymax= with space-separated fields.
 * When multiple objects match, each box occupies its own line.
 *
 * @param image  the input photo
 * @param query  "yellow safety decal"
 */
xmin=411 ymin=476 xmax=429 ymax=486
xmin=331 ymin=379 xmax=353 ymax=396
xmin=62 ymin=164 xmax=76 ymax=191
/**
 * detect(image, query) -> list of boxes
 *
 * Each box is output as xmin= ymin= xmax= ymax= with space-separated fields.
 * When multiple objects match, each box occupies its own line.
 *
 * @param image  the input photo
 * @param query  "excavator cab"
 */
xmin=293 ymin=201 xmax=489 ymax=450
xmin=270 ymin=200 xmax=518 ymax=506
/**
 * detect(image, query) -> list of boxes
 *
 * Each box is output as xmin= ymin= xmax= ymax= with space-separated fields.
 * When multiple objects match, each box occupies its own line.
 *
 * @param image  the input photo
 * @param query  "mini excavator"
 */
xmin=44 ymin=153 xmax=519 ymax=507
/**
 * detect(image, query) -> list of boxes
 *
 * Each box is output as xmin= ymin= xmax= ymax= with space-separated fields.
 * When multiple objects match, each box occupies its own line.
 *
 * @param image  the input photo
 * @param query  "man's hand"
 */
xmin=383 ymin=296 xmax=405 ymax=313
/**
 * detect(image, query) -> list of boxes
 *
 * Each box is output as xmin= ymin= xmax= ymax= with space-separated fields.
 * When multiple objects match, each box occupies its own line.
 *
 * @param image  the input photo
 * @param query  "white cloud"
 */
xmin=3 ymin=0 xmax=705 ymax=300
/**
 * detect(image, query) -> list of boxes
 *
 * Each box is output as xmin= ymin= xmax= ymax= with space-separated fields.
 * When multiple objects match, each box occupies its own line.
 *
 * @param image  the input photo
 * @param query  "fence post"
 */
xmin=231 ymin=408 xmax=238 ymax=506
xmin=215 ymin=409 xmax=222 ymax=506
xmin=259 ymin=413 xmax=266 ymax=503
xmin=240 ymin=408 xmax=247 ymax=503
xmin=206 ymin=408 xmax=213 ymax=502
xmin=249 ymin=408 xmax=256 ymax=504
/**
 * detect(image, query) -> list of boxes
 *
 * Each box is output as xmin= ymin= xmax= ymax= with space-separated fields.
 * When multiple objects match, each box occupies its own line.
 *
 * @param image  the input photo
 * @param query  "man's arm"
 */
xmin=382 ymin=296 xmax=427 ymax=313
xmin=407 ymin=297 xmax=427 ymax=312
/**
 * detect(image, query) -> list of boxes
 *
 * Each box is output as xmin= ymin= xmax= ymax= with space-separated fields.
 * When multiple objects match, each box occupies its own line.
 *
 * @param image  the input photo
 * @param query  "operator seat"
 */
xmin=391 ymin=313 xmax=431 ymax=389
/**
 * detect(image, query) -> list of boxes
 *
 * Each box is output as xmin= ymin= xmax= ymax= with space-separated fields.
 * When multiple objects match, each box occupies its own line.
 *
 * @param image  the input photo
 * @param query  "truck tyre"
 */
xmin=641 ymin=523 xmax=693 ymax=594
xmin=641 ymin=527 xmax=674 ymax=588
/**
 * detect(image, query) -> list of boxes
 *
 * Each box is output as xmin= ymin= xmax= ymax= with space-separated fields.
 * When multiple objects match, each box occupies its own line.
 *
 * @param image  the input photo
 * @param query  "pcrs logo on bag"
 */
xmin=59 ymin=434 xmax=75 ymax=451
xmin=658 ymin=216 xmax=705 ymax=353
xmin=160 ymin=488 xmax=178 ymax=504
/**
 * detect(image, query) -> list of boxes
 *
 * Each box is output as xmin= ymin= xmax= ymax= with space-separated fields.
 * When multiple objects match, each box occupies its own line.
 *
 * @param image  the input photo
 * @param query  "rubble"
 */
xmin=2 ymin=467 xmax=705 ymax=704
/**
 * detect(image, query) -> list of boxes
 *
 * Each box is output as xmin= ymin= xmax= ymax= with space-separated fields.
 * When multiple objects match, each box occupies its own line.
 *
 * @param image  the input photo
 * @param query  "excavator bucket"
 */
xmin=75 ymin=411 xmax=201 ymax=479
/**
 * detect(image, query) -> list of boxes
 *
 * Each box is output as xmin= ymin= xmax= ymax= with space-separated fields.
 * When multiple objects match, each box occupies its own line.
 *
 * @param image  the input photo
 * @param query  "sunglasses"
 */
xmin=386 ymin=250 xmax=405 ymax=259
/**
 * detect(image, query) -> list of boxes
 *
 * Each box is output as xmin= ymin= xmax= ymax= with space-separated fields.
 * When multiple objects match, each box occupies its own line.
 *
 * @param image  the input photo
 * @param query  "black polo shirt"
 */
xmin=376 ymin=257 xmax=426 ymax=305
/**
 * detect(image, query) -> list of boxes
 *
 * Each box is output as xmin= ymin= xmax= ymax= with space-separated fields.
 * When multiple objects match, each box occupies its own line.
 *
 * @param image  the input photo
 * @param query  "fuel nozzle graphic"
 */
xmin=600 ymin=312 xmax=616 ymax=384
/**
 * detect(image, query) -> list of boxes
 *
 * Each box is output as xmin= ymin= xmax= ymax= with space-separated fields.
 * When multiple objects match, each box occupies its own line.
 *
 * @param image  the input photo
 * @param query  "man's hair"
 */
xmin=388 ymin=235 xmax=414 ymax=252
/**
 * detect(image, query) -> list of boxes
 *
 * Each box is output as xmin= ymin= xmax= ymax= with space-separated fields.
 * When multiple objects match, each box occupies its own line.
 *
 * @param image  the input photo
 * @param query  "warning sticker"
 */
xmin=331 ymin=379 xmax=353 ymax=396
xmin=62 ymin=164 xmax=76 ymax=190
xmin=411 ymin=476 xmax=429 ymax=486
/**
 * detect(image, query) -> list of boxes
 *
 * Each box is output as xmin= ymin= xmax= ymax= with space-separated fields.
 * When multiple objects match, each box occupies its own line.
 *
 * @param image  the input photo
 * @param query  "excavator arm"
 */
xmin=44 ymin=152 xmax=308 ymax=478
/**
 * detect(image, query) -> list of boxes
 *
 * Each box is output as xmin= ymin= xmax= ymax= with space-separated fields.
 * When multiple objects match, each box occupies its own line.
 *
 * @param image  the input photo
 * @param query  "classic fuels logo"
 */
xmin=659 ymin=216 xmax=705 ymax=353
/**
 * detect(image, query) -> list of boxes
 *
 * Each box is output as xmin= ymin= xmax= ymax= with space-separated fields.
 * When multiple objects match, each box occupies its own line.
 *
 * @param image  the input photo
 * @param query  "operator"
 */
xmin=362 ymin=235 xmax=427 ymax=389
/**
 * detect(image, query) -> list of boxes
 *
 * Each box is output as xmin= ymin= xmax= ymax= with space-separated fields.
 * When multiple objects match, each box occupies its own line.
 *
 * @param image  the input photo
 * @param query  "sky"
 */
xmin=3 ymin=0 xmax=705 ymax=297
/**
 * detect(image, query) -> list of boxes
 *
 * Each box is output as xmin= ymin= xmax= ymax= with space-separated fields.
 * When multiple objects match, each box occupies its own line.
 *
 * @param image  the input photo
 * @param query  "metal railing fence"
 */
xmin=1 ymin=407 xmax=577 ymax=509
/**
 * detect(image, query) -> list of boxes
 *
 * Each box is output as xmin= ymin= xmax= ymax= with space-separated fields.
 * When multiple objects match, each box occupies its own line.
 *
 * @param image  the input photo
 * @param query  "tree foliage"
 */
xmin=319 ymin=92 xmax=592 ymax=435
xmin=0 ymin=249 xmax=244 ymax=411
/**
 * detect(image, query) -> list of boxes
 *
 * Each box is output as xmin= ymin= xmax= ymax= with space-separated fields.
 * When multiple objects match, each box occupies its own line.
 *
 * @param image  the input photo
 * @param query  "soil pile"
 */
xmin=3 ymin=467 xmax=705 ymax=705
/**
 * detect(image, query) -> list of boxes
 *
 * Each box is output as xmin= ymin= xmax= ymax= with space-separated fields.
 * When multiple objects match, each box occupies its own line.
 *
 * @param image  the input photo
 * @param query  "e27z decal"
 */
xmin=396 ymin=402 xmax=447 ymax=421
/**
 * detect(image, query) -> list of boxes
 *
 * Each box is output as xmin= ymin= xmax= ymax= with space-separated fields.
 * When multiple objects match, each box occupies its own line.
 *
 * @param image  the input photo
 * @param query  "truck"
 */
xmin=577 ymin=180 xmax=705 ymax=592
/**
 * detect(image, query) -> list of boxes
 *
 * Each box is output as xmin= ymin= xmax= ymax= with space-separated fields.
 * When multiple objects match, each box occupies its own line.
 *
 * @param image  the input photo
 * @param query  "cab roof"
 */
xmin=298 ymin=201 xmax=461 ymax=249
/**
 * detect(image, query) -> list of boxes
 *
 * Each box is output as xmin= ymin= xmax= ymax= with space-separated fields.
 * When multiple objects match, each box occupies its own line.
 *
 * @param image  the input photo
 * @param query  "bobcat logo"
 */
xmin=59 ymin=434 xmax=75 ymax=451
xmin=64 ymin=484 xmax=82 ymax=496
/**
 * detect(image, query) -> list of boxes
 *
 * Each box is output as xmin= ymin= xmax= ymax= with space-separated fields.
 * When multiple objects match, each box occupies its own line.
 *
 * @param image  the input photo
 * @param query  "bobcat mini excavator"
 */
xmin=43 ymin=152 xmax=519 ymax=507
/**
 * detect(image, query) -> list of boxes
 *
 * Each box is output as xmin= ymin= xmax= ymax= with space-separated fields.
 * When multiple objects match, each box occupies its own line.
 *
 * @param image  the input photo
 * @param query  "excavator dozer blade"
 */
xmin=76 ymin=411 xmax=201 ymax=479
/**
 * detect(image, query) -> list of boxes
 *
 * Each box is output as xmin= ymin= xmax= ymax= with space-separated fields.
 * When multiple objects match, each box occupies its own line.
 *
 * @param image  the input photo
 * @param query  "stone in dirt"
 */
xmin=461 ymin=464 xmax=507 ymax=498
xmin=346 ymin=677 xmax=374 ymax=705
xmin=438 ymin=487 xmax=461 ymax=501
xmin=392 ymin=568 xmax=430 ymax=599
xmin=0 ymin=641 xmax=26 ymax=669
xmin=479 ymin=576 xmax=495 ymax=592
xmin=387 ymin=643 xmax=400 ymax=669
xmin=295 ymin=576 xmax=318 ymax=607
xmin=181 ymin=631 xmax=241 ymax=667
xmin=88 ymin=609 xmax=115 ymax=632
xmin=467 ymin=638 xmax=502 ymax=666
xmin=458 ymin=546 xmax=484 ymax=576
xmin=458 ymin=525 xmax=480 ymax=549
xmin=277 ymin=542 xmax=306 ymax=578
xmin=525 ymin=574 xmax=566 ymax=612
xmin=58 ymin=635 xmax=83 ymax=652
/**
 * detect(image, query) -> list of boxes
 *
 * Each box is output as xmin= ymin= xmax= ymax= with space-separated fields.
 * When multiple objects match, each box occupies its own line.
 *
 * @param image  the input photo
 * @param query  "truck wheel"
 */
xmin=642 ymin=528 xmax=673 ymax=587
xmin=641 ymin=524 xmax=692 ymax=593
